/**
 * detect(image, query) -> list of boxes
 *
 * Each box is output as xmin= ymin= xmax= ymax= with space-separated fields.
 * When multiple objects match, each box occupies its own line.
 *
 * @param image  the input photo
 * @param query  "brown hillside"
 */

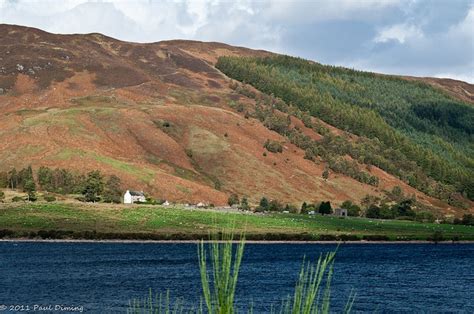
xmin=0 ymin=24 xmax=472 ymax=214
xmin=402 ymin=76 xmax=474 ymax=105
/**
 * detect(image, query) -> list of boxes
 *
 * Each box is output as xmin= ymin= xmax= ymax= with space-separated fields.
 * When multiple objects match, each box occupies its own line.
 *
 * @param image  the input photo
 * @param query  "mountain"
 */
xmin=0 ymin=24 xmax=472 ymax=214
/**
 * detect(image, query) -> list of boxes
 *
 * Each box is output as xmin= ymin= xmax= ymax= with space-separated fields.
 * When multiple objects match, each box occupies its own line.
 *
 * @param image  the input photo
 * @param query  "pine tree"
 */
xmin=103 ymin=175 xmax=122 ymax=203
xmin=82 ymin=170 xmax=104 ymax=202
xmin=301 ymin=201 xmax=308 ymax=213
xmin=318 ymin=201 xmax=332 ymax=215
xmin=0 ymin=172 xmax=8 ymax=188
xmin=8 ymin=168 xmax=18 ymax=189
xmin=23 ymin=179 xmax=37 ymax=202
xmin=258 ymin=197 xmax=269 ymax=211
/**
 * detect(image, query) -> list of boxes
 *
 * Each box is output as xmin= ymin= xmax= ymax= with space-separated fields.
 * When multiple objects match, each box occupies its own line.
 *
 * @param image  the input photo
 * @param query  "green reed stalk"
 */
xmin=198 ymin=234 xmax=245 ymax=314
xmin=127 ymin=236 xmax=354 ymax=314
xmin=274 ymin=251 xmax=355 ymax=314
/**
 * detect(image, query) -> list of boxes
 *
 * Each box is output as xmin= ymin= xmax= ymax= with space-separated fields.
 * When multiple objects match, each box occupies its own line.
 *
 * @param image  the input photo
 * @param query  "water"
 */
xmin=0 ymin=242 xmax=473 ymax=313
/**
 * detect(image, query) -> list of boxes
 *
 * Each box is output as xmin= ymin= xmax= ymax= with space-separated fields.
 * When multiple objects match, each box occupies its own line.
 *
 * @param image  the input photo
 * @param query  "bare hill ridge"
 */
xmin=1 ymin=24 xmax=472 ymax=214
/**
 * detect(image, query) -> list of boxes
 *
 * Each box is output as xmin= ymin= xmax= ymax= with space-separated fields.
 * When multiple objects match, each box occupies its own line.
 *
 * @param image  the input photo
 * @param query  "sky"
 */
xmin=1 ymin=0 xmax=473 ymax=83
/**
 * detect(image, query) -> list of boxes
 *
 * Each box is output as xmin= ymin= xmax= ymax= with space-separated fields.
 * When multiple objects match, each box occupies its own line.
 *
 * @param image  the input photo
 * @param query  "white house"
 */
xmin=123 ymin=190 xmax=146 ymax=204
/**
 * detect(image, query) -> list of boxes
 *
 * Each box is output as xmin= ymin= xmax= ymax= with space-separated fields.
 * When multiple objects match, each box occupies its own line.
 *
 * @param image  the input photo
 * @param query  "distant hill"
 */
xmin=0 ymin=24 xmax=472 ymax=215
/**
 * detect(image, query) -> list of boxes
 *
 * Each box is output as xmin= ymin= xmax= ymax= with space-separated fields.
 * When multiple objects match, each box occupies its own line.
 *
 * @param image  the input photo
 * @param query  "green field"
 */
xmin=0 ymin=202 xmax=473 ymax=241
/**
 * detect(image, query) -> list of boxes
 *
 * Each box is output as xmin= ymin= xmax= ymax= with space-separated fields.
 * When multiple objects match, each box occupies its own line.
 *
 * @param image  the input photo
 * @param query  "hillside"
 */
xmin=0 ymin=24 xmax=473 ymax=215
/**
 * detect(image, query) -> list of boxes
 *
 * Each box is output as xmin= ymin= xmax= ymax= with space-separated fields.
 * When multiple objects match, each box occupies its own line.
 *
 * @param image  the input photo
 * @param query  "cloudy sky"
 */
xmin=1 ymin=0 xmax=473 ymax=82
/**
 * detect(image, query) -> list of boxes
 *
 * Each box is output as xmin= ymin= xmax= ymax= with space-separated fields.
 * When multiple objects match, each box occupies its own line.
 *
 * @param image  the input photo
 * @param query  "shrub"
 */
xmin=264 ymin=114 xmax=290 ymax=134
xmin=12 ymin=196 xmax=23 ymax=202
xmin=239 ymin=197 xmax=250 ymax=211
xmin=461 ymin=214 xmax=474 ymax=226
xmin=379 ymin=204 xmax=396 ymax=219
xmin=0 ymin=229 xmax=15 ymax=238
xmin=362 ymin=235 xmax=390 ymax=241
xmin=395 ymin=216 xmax=415 ymax=221
xmin=428 ymin=230 xmax=444 ymax=243
xmin=185 ymin=149 xmax=193 ymax=158
xmin=285 ymin=204 xmax=298 ymax=213
xmin=235 ymin=102 xmax=245 ymax=112
xmin=139 ymin=196 xmax=159 ymax=205
xmin=304 ymin=148 xmax=317 ymax=161
xmin=263 ymin=139 xmax=283 ymax=153
xmin=415 ymin=211 xmax=435 ymax=223
xmin=43 ymin=194 xmax=56 ymax=202
xmin=319 ymin=234 xmax=338 ymax=241
xmin=340 ymin=200 xmax=361 ymax=217
xmin=366 ymin=205 xmax=381 ymax=219
xmin=267 ymin=199 xmax=284 ymax=212
xmin=391 ymin=199 xmax=416 ymax=218
xmin=339 ymin=234 xmax=361 ymax=241
xmin=227 ymin=193 xmax=239 ymax=207
xmin=75 ymin=196 xmax=86 ymax=202
xmin=322 ymin=168 xmax=329 ymax=180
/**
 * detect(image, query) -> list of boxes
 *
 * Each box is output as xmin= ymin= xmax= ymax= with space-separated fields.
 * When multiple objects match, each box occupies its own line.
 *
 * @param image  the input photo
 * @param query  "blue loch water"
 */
xmin=0 ymin=242 xmax=473 ymax=313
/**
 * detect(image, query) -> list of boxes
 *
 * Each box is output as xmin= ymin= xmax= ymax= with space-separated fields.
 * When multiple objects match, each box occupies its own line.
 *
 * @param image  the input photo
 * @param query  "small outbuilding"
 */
xmin=123 ymin=190 xmax=146 ymax=204
xmin=334 ymin=208 xmax=348 ymax=218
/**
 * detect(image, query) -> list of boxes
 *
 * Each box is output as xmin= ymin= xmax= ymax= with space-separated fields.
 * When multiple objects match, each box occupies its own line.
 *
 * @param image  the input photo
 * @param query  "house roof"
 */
xmin=129 ymin=190 xmax=145 ymax=196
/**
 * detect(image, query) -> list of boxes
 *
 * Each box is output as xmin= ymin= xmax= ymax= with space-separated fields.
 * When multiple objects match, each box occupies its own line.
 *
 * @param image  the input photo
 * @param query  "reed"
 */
xmin=127 ymin=289 xmax=195 ymax=314
xmin=198 ymin=234 xmax=245 ymax=314
xmin=274 ymin=252 xmax=356 ymax=314
xmin=127 ymin=236 xmax=354 ymax=313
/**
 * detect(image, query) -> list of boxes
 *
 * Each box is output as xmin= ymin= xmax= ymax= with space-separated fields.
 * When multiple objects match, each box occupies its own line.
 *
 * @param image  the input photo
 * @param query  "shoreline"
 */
xmin=1 ymin=238 xmax=474 ymax=244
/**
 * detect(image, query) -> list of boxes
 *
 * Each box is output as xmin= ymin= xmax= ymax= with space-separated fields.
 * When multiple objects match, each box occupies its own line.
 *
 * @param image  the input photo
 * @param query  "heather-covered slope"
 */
xmin=0 ymin=24 xmax=472 ymax=214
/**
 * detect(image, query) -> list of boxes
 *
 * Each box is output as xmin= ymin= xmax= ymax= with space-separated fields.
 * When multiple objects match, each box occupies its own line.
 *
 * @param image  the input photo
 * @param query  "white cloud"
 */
xmin=374 ymin=23 xmax=424 ymax=44
xmin=446 ymin=5 xmax=474 ymax=43
xmin=264 ymin=0 xmax=402 ymax=23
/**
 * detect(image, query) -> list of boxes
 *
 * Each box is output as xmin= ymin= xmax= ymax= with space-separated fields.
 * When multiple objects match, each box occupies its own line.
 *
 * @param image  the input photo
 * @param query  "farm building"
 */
xmin=334 ymin=208 xmax=348 ymax=217
xmin=123 ymin=190 xmax=146 ymax=204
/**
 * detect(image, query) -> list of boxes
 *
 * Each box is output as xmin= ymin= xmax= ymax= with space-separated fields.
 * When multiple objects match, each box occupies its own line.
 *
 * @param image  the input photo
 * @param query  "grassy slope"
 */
xmin=0 ymin=202 xmax=473 ymax=241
